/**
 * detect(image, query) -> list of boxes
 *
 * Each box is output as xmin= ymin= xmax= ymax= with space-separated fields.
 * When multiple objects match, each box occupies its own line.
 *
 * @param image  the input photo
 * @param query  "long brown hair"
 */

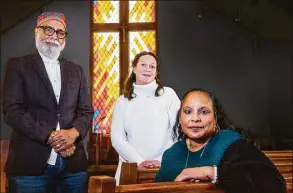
xmin=123 ymin=51 xmax=164 ymax=100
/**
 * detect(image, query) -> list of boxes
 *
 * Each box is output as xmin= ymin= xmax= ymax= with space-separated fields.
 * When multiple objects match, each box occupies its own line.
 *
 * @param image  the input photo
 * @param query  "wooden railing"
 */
xmin=88 ymin=176 xmax=224 ymax=193
xmin=88 ymin=150 xmax=292 ymax=193
xmin=118 ymin=150 xmax=292 ymax=185
xmin=0 ymin=139 xmax=9 ymax=193
xmin=88 ymin=164 xmax=117 ymax=178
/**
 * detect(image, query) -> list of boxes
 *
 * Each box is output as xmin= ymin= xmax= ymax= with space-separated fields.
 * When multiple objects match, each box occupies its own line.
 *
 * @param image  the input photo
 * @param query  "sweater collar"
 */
xmin=133 ymin=80 xmax=158 ymax=97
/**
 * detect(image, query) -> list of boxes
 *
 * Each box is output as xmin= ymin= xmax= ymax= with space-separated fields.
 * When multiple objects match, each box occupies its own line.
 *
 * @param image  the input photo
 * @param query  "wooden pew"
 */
xmin=88 ymin=164 xmax=117 ymax=177
xmin=89 ymin=161 xmax=292 ymax=193
xmin=118 ymin=150 xmax=292 ymax=190
xmin=120 ymin=162 xmax=158 ymax=185
xmin=0 ymin=139 xmax=9 ymax=193
xmin=119 ymin=161 xmax=292 ymax=186
xmin=88 ymin=175 xmax=224 ymax=193
xmin=1 ymin=155 xmax=8 ymax=193
xmin=89 ymin=175 xmax=292 ymax=193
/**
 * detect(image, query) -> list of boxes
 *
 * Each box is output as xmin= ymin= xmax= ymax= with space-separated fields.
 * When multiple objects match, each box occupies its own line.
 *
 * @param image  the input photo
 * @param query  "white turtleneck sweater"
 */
xmin=111 ymin=80 xmax=180 ymax=184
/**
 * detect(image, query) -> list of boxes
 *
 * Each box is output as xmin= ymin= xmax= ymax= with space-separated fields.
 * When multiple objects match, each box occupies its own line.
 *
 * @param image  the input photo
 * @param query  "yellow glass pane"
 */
xmin=93 ymin=0 xmax=119 ymax=23
xmin=92 ymin=32 xmax=120 ymax=133
xmin=129 ymin=31 xmax=156 ymax=70
xmin=129 ymin=1 xmax=155 ymax=23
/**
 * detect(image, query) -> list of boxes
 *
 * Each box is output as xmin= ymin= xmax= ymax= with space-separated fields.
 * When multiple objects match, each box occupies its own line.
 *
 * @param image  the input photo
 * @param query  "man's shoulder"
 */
xmin=8 ymin=53 xmax=34 ymax=61
xmin=6 ymin=53 xmax=35 ymax=68
xmin=61 ymin=58 xmax=79 ymax=67
xmin=61 ymin=58 xmax=83 ymax=71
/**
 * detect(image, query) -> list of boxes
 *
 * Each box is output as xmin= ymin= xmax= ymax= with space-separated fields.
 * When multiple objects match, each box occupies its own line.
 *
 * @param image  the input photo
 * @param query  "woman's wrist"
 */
xmin=211 ymin=166 xmax=218 ymax=184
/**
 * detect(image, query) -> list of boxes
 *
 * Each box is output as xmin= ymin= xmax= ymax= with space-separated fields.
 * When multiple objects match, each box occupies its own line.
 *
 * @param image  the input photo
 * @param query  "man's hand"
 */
xmin=138 ymin=160 xmax=161 ymax=169
xmin=174 ymin=166 xmax=214 ymax=182
xmin=47 ymin=128 xmax=80 ymax=152
xmin=60 ymin=144 xmax=76 ymax=158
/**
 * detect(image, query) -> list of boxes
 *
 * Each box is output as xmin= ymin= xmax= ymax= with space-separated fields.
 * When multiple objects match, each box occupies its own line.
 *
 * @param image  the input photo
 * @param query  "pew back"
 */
xmin=0 ymin=139 xmax=9 ymax=193
xmin=118 ymin=150 xmax=292 ymax=191
xmin=89 ymin=175 xmax=224 ymax=193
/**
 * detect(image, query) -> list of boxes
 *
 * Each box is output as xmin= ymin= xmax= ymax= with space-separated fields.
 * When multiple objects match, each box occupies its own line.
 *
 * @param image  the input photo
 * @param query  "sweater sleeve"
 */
xmin=166 ymin=87 xmax=181 ymax=130
xmin=217 ymin=139 xmax=287 ymax=193
xmin=154 ymin=88 xmax=180 ymax=162
xmin=110 ymin=96 xmax=144 ymax=165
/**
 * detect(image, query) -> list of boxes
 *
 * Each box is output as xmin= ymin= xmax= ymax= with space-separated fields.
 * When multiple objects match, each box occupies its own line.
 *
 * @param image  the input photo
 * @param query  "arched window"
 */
xmin=91 ymin=1 xmax=157 ymax=134
xmin=89 ymin=1 xmax=157 ymax=164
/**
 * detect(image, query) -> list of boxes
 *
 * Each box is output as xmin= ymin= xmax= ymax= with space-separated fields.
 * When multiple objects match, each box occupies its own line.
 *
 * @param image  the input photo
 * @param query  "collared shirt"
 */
xmin=38 ymin=51 xmax=61 ymax=165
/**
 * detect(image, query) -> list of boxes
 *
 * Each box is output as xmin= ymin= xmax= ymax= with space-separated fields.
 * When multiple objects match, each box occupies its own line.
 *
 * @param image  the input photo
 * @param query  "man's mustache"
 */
xmin=40 ymin=38 xmax=61 ymax=47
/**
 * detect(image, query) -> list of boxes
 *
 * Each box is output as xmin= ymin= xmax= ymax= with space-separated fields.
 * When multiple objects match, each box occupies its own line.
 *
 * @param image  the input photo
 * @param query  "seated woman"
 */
xmin=111 ymin=51 xmax=180 ymax=185
xmin=154 ymin=88 xmax=287 ymax=193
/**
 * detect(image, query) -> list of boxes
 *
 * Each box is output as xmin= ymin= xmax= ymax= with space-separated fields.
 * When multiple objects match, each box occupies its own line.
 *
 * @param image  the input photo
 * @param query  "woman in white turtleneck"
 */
xmin=111 ymin=51 xmax=180 ymax=185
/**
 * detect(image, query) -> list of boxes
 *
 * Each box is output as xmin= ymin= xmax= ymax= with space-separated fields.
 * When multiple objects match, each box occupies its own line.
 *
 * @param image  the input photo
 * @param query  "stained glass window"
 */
xmin=92 ymin=1 xmax=156 ymax=134
xmin=129 ymin=0 xmax=155 ymax=23
xmin=93 ymin=0 xmax=119 ymax=23
xmin=129 ymin=31 xmax=156 ymax=69
xmin=92 ymin=32 xmax=120 ymax=133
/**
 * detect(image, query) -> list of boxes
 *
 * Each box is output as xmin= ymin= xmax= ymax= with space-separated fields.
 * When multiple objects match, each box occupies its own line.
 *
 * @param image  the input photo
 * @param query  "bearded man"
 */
xmin=2 ymin=12 xmax=93 ymax=193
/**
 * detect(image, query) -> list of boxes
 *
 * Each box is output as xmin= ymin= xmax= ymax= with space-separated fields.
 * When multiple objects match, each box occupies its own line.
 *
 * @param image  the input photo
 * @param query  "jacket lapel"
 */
xmin=31 ymin=52 xmax=58 ymax=104
xmin=59 ymin=58 xmax=69 ymax=105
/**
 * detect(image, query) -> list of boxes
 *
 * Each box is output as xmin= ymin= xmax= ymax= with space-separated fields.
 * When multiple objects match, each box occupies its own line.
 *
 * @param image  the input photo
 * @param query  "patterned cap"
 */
xmin=37 ymin=12 xmax=67 ymax=28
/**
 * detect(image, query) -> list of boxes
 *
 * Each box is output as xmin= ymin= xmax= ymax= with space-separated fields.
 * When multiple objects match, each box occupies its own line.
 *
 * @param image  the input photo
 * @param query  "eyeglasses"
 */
xmin=37 ymin=26 xmax=67 ymax=39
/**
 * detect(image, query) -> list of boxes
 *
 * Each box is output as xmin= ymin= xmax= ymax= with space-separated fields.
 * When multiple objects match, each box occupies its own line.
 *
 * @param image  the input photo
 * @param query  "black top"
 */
xmin=218 ymin=139 xmax=287 ymax=193
xmin=154 ymin=138 xmax=287 ymax=193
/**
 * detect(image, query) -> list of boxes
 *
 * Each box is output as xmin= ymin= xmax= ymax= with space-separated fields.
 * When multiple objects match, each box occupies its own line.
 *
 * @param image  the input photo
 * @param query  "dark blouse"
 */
xmin=154 ymin=138 xmax=287 ymax=193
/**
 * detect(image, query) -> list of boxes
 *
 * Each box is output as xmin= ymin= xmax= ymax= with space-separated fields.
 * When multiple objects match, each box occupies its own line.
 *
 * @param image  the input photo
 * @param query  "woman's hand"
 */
xmin=175 ymin=166 xmax=214 ymax=182
xmin=138 ymin=160 xmax=161 ymax=169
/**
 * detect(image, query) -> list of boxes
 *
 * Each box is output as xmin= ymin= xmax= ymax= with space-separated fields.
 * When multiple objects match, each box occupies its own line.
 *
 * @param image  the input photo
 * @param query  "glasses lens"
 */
xmin=38 ymin=26 xmax=67 ymax=39
xmin=44 ymin=26 xmax=55 ymax=35
xmin=57 ymin=31 xmax=67 ymax=39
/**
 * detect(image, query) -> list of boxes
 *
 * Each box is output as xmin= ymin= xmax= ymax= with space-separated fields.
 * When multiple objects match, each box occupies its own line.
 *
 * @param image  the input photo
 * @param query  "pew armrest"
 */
xmin=88 ymin=176 xmax=116 ymax=193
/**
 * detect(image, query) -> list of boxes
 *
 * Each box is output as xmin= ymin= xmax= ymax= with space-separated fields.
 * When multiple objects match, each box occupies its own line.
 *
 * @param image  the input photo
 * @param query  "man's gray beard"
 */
xmin=36 ymin=40 xmax=63 ymax=60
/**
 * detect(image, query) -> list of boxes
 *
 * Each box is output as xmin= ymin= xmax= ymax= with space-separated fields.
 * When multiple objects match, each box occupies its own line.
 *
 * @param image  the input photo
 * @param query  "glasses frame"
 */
xmin=37 ymin=25 xmax=68 ymax=39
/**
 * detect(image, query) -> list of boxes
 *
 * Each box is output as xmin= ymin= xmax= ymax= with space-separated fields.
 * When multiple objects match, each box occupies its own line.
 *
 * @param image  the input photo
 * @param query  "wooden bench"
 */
xmin=119 ymin=162 xmax=158 ymax=185
xmin=118 ymin=150 xmax=292 ymax=190
xmin=88 ymin=175 xmax=224 ymax=193
xmin=88 ymin=164 xmax=117 ymax=177
xmin=89 ymin=160 xmax=292 ymax=193
xmin=1 ymin=139 xmax=9 ymax=193
xmin=89 ymin=175 xmax=292 ymax=193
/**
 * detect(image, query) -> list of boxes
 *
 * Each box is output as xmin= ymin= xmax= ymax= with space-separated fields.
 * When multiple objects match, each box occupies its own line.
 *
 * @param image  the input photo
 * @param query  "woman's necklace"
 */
xmin=184 ymin=139 xmax=209 ymax=169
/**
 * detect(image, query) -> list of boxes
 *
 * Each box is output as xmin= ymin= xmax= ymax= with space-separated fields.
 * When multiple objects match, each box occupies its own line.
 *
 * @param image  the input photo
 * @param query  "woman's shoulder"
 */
xmin=216 ymin=129 xmax=243 ymax=139
xmin=160 ymin=86 xmax=179 ymax=98
xmin=162 ymin=86 xmax=176 ymax=94
xmin=163 ymin=140 xmax=186 ymax=157
xmin=114 ymin=95 xmax=129 ymax=107
xmin=210 ymin=129 xmax=244 ymax=150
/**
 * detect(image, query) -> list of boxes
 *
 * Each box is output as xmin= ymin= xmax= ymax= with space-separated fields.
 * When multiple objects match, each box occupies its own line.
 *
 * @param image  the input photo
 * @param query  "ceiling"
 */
xmin=1 ymin=0 xmax=292 ymax=40
xmin=204 ymin=0 xmax=293 ymax=41
xmin=0 ymin=0 xmax=51 ymax=34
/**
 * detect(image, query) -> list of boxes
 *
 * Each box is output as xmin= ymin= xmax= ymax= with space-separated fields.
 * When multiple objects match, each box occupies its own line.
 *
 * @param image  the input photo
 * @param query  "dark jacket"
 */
xmin=2 ymin=52 xmax=94 ymax=175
